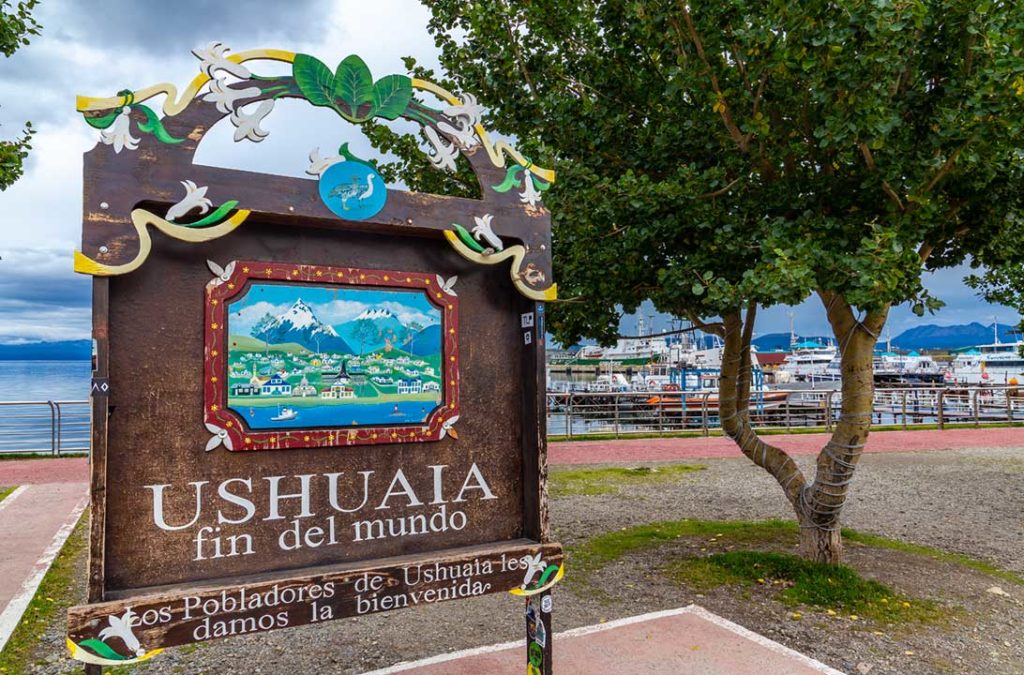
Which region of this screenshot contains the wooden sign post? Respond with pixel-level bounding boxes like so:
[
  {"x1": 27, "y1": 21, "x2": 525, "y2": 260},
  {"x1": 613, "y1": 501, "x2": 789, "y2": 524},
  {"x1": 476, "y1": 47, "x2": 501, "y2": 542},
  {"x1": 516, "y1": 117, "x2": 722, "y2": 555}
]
[{"x1": 69, "y1": 43, "x2": 561, "y2": 674}]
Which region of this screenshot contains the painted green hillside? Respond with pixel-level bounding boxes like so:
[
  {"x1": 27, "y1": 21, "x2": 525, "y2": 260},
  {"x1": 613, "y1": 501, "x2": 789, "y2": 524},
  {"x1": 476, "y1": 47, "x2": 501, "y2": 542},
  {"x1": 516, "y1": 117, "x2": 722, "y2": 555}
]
[{"x1": 228, "y1": 335, "x2": 313, "y2": 355}]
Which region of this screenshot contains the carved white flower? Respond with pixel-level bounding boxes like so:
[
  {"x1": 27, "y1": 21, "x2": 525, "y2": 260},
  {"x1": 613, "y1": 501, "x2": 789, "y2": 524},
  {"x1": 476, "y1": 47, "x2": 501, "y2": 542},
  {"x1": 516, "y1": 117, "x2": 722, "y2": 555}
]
[
  {"x1": 206, "y1": 259, "x2": 236, "y2": 288},
  {"x1": 166, "y1": 180, "x2": 212, "y2": 222},
  {"x1": 520, "y1": 174, "x2": 542, "y2": 207},
  {"x1": 423, "y1": 126, "x2": 459, "y2": 172},
  {"x1": 439, "y1": 415, "x2": 460, "y2": 440},
  {"x1": 192, "y1": 41, "x2": 251, "y2": 80},
  {"x1": 436, "y1": 118, "x2": 479, "y2": 149},
  {"x1": 230, "y1": 100, "x2": 274, "y2": 143},
  {"x1": 98, "y1": 609, "x2": 144, "y2": 657},
  {"x1": 306, "y1": 147, "x2": 345, "y2": 176},
  {"x1": 436, "y1": 274, "x2": 458, "y2": 296},
  {"x1": 520, "y1": 553, "x2": 547, "y2": 587},
  {"x1": 472, "y1": 214, "x2": 503, "y2": 252},
  {"x1": 204, "y1": 422, "x2": 234, "y2": 452},
  {"x1": 100, "y1": 108, "x2": 140, "y2": 154},
  {"x1": 203, "y1": 77, "x2": 261, "y2": 114},
  {"x1": 443, "y1": 93, "x2": 484, "y2": 127}
]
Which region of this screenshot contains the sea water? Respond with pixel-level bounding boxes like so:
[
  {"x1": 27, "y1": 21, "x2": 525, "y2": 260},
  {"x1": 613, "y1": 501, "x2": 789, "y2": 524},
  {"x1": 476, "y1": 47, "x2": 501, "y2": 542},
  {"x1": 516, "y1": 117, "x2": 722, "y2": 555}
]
[{"x1": 0, "y1": 360, "x2": 91, "y2": 402}]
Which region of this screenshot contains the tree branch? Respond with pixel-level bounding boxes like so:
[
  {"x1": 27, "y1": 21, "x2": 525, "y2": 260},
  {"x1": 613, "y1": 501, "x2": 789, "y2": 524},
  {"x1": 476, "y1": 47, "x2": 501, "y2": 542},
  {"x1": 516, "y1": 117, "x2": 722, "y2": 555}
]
[
  {"x1": 670, "y1": 3, "x2": 749, "y2": 152},
  {"x1": 858, "y1": 143, "x2": 905, "y2": 212}
]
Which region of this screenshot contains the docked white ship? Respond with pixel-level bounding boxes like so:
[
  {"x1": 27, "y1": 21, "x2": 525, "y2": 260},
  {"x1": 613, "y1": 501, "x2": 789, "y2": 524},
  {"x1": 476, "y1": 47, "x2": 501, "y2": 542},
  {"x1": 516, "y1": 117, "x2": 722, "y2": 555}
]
[
  {"x1": 780, "y1": 341, "x2": 838, "y2": 382},
  {"x1": 951, "y1": 340, "x2": 1024, "y2": 385}
]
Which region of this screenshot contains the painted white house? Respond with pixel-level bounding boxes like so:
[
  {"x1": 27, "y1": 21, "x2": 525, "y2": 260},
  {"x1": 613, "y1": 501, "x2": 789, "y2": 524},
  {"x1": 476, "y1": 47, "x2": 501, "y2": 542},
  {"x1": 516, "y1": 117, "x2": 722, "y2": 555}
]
[
  {"x1": 422, "y1": 381, "x2": 440, "y2": 393},
  {"x1": 293, "y1": 375, "x2": 317, "y2": 397},
  {"x1": 397, "y1": 378, "x2": 422, "y2": 395},
  {"x1": 261, "y1": 373, "x2": 292, "y2": 396}
]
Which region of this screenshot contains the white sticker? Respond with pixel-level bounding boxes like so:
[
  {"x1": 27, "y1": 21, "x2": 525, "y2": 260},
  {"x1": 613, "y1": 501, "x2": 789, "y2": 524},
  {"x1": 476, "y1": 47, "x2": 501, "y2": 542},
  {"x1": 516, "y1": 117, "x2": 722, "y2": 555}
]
[
  {"x1": 524, "y1": 331, "x2": 533, "y2": 345},
  {"x1": 541, "y1": 595, "x2": 552, "y2": 613},
  {"x1": 521, "y1": 312, "x2": 535, "y2": 328}
]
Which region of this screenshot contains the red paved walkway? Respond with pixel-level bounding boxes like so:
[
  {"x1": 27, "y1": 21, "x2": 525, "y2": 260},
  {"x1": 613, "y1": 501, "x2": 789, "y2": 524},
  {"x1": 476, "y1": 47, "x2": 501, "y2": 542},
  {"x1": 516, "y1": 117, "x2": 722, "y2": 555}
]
[
  {"x1": 0, "y1": 457, "x2": 87, "y2": 485},
  {"x1": 550, "y1": 427, "x2": 1024, "y2": 465},
  {"x1": 373, "y1": 605, "x2": 842, "y2": 675}
]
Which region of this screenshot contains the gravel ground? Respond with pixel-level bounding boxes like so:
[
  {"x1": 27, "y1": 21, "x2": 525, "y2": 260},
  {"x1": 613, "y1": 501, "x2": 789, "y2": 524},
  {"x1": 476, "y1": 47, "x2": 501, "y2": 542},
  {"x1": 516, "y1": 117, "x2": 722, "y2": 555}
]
[{"x1": 26, "y1": 446, "x2": 1024, "y2": 674}]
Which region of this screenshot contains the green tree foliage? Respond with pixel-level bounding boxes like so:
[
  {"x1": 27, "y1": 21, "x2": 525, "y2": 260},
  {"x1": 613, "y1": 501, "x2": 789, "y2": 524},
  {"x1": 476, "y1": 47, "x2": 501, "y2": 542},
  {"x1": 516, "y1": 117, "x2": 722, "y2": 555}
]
[
  {"x1": 0, "y1": 0, "x2": 40, "y2": 190},
  {"x1": 375, "y1": 1, "x2": 1024, "y2": 562}
]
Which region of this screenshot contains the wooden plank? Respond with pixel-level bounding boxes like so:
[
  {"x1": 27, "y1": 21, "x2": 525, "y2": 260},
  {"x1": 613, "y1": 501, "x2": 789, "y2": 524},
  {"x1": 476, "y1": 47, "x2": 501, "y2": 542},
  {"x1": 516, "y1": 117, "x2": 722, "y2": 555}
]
[
  {"x1": 68, "y1": 541, "x2": 562, "y2": 655},
  {"x1": 87, "y1": 277, "x2": 110, "y2": 603}
]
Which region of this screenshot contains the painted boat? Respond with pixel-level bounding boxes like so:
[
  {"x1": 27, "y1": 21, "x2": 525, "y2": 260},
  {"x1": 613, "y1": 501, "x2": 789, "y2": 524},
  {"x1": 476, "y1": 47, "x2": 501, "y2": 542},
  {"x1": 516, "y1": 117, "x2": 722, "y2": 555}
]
[{"x1": 270, "y1": 407, "x2": 298, "y2": 421}]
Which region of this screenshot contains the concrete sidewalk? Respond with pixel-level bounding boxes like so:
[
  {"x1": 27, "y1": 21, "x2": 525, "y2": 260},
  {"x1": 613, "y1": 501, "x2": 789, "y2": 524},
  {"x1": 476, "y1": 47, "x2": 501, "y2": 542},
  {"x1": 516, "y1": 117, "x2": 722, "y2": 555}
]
[
  {"x1": 369, "y1": 605, "x2": 844, "y2": 675},
  {"x1": 0, "y1": 482, "x2": 87, "y2": 651}
]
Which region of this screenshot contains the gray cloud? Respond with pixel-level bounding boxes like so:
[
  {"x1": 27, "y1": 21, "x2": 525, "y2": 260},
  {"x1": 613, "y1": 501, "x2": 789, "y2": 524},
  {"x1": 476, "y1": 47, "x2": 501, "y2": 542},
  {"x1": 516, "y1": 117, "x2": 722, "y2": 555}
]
[{"x1": 48, "y1": 0, "x2": 332, "y2": 54}]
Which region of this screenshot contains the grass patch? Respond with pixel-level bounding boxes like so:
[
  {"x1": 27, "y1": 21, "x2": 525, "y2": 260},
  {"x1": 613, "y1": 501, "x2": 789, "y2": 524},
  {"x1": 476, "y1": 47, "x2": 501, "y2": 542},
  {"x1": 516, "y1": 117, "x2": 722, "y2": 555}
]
[
  {"x1": 0, "y1": 512, "x2": 87, "y2": 673},
  {"x1": 550, "y1": 464, "x2": 706, "y2": 497},
  {"x1": 843, "y1": 529, "x2": 1024, "y2": 587},
  {"x1": 0, "y1": 486, "x2": 16, "y2": 503},
  {"x1": 570, "y1": 519, "x2": 796, "y2": 579},
  {"x1": 569, "y1": 518, "x2": 1022, "y2": 619},
  {"x1": 666, "y1": 551, "x2": 945, "y2": 624}
]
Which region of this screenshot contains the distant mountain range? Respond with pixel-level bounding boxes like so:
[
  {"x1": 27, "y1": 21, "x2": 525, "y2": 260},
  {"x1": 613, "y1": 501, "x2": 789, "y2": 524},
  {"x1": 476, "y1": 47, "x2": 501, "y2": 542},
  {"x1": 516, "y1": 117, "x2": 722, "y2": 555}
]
[
  {"x1": 890, "y1": 322, "x2": 1019, "y2": 350},
  {"x1": 0, "y1": 340, "x2": 91, "y2": 360},
  {"x1": 753, "y1": 322, "x2": 1020, "y2": 352}
]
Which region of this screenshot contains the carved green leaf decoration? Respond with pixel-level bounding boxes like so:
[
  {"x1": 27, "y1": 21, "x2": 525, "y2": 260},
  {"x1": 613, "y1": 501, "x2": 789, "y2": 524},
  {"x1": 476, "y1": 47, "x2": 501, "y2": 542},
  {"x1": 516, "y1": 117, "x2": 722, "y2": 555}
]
[
  {"x1": 134, "y1": 104, "x2": 184, "y2": 144},
  {"x1": 371, "y1": 74, "x2": 413, "y2": 120},
  {"x1": 333, "y1": 55, "x2": 375, "y2": 122},
  {"x1": 79, "y1": 639, "x2": 131, "y2": 661},
  {"x1": 292, "y1": 53, "x2": 336, "y2": 108},
  {"x1": 84, "y1": 109, "x2": 120, "y2": 130},
  {"x1": 291, "y1": 53, "x2": 414, "y2": 123}
]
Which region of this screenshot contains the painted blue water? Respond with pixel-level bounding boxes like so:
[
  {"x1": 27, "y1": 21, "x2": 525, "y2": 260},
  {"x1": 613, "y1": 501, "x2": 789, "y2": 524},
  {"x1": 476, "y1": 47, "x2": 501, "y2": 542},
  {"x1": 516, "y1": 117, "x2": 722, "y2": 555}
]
[{"x1": 234, "y1": 399, "x2": 441, "y2": 430}]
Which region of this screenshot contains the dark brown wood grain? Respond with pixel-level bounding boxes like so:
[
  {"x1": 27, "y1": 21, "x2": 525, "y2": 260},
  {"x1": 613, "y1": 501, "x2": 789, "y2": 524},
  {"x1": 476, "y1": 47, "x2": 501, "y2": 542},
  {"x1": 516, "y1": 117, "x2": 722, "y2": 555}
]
[
  {"x1": 100, "y1": 223, "x2": 528, "y2": 592},
  {"x1": 69, "y1": 540, "x2": 562, "y2": 653}
]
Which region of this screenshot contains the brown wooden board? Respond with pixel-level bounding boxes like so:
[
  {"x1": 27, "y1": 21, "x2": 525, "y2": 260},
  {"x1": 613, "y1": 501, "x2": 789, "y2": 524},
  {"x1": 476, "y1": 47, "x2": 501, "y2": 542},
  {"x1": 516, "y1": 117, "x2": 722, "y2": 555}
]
[
  {"x1": 69, "y1": 46, "x2": 560, "y2": 669},
  {"x1": 68, "y1": 541, "x2": 562, "y2": 654}
]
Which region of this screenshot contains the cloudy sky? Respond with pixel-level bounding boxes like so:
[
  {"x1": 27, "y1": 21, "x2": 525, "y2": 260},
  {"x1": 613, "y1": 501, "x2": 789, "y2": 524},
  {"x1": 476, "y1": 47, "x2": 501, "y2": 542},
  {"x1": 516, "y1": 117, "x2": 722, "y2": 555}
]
[{"x1": 0, "y1": 0, "x2": 1015, "y2": 345}]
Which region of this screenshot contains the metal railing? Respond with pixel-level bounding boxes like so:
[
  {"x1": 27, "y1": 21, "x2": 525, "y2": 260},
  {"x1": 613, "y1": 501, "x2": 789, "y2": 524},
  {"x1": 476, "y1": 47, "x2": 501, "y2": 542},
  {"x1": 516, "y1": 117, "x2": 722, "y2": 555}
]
[
  {"x1": 1, "y1": 389, "x2": 1019, "y2": 453},
  {"x1": 546, "y1": 385, "x2": 1024, "y2": 438},
  {"x1": 0, "y1": 400, "x2": 90, "y2": 456}
]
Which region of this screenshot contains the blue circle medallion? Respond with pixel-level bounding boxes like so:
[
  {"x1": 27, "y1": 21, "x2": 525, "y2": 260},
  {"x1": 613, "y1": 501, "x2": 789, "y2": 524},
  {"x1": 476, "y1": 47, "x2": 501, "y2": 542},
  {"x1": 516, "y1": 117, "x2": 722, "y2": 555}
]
[{"x1": 318, "y1": 160, "x2": 387, "y2": 221}]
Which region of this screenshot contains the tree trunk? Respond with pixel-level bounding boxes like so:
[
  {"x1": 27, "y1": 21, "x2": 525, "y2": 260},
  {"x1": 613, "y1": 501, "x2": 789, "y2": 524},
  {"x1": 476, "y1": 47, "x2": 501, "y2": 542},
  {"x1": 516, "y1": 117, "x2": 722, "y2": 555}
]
[
  {"x1": 798, "y1": 525, "x2": 843, "y2": 564},
  {"x1": 717, "y1": 294, "x2": 888, "y2": 565}
]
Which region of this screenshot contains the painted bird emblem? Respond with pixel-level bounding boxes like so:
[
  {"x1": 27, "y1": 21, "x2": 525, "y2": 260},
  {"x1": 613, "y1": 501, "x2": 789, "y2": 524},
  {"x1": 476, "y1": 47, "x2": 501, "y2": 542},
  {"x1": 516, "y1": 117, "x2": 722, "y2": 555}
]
[{"x1": 329, "y1": 174, "x2": 378, "y2": 210}]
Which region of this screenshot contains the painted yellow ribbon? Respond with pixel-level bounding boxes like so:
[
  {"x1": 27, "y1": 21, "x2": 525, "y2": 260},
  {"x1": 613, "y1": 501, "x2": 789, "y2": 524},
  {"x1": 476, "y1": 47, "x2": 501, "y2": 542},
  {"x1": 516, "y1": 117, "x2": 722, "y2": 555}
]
[
  {"x1": 73, "y1": 208, "x2": 250, "y2": 276},
  {"x1": 443, "y1": 231, "x2": 556, "y2": 301},
  {"x1": 76, "y1": 49, "x2": 296, "y2": 115},
  {"x1": 509, "y1": 564, "x2": 565, "y2": 597},
  {"x1": 66, "y1": 638, "x2": 163, "y2": 666}
]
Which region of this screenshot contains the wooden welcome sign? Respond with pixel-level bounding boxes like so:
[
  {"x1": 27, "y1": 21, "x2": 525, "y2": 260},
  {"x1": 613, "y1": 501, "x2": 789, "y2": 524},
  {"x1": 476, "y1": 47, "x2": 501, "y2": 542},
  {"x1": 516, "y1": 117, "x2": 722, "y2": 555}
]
[{"x1": 68, "y1": 43, "x2": 561, "y2": 674}]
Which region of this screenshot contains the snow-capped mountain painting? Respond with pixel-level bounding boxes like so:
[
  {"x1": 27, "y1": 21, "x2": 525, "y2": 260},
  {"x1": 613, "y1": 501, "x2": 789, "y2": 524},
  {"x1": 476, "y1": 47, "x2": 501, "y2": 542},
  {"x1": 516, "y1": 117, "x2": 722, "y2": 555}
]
[
  {"x1": 336, "y1": 306, "x2": 411, "y2": 354},
  {"x1": 251, "y1": 299, "x2": 353, "y2": 354},
  {"x1": 224, "y1": 282, "x2": 445, "y2": 431}
]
